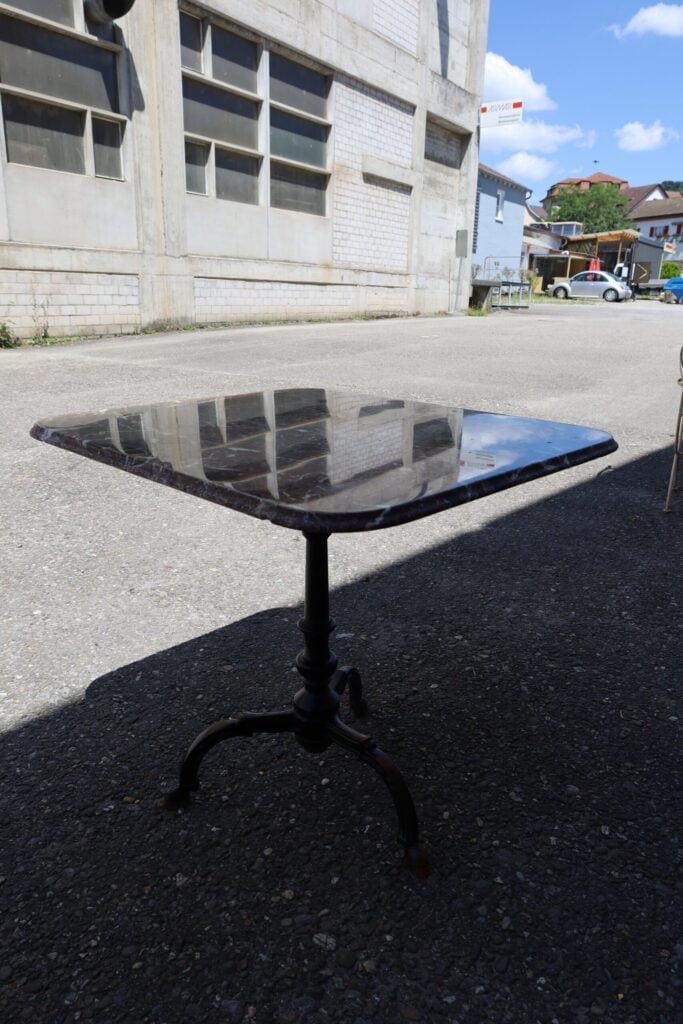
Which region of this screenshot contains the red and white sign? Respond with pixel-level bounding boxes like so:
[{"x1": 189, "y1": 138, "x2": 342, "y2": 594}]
[
  {"x1": 663, "y1": 241, "x2": 677, "y2": 253},
  {"x1": 480, "y1": 99, "x2": 524, "y2": 128}
]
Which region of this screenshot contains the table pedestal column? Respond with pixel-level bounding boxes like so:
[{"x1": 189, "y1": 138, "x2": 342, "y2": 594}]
[{"x1": 164, "y1": 531, "x2": 428, "y2": 876}]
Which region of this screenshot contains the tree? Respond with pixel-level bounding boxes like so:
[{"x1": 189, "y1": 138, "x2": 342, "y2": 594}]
[
  {"x1": 662, "y1": 180, "x2": 683, "y2": 193},
  {"x1": 545, "y1": 183, "x2": 633, "y2": 233},
  {"x1": 661, "y1": 261, "x2": 681, "y2": 279}
]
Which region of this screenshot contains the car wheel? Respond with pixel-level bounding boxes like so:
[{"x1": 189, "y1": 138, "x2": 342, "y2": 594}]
[
  {"x1": 603, "y1": 288, "x2": 618, "y2": 302},
  {"x1": 554, "y1": 287, "x2": 568, "y2": 299}
]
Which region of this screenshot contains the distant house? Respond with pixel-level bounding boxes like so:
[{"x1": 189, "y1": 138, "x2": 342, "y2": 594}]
[
  {"x1": 630, "y1": 196, "x2": 683, "y2": 265},
  {"x1": 622, "y1": 183, "x2": 677, "y2": 215},
  {"x1": 542, "y1": 172, "x2": 628, "y2": 212},
  {"x1": 542, "y1": 173, "x2": 681, "y2": 218},
  {"x1": 473, "y1": 163, "x2": 530, "y2": 278}
]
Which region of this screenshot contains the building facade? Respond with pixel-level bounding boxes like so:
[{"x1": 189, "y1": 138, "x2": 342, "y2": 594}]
[
  {"x1": 472, "y1": 163, "x2": 528, "y2": 278},
  {"x1": 630, "y1": 196, "x2": 683, "y2": 266},
  {"x1": 0, "y1": 0, "x2": 489, "y2": 339}
]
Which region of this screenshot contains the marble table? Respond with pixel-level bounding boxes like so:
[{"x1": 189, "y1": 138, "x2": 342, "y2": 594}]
[{"x1": 31, "y1": 388, "x2": 617, "y2": 874}]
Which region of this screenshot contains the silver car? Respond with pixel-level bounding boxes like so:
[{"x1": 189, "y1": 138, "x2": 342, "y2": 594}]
[{"x1": 552, "y1": 271, "x2": 632, "y2": 302}]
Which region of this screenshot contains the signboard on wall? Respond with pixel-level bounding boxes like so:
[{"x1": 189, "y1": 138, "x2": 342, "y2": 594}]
[
  {"x1": 480, "y1": 100, "x2": 524, "y2": 128},
  {"x1": 663, "y1": 241, "x2": 677, "y2": 254}
]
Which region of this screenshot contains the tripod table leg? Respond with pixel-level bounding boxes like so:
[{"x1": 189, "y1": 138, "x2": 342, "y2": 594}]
[
  {"x1": 327, "y1": 717, "x2": 429, "y2": 876},
  {"x1": 163, "y1": 710, "x2": 296, "y2": 810}
]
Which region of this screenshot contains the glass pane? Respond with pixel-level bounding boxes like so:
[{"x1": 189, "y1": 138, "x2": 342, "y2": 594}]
[
  {"x1": 93, "y1": 117, "x2": 122, "y2": 178},
  {"x1": 224, "y1": 393, "x2": 268, "y2": 440},
  {"x1": 198, "y1": 401, "x2": 223, "y2": 446},
  {"x1": 8, "y1": 0, "x2": 73, "y2": 26},
  {"x1": 215, "y1": 148, "x2": 259, "y2": 205},
  {"x1": 270, "y1": 109, "x2": 326, "y2": 168},
  {"x1": 117, "y1": 415, "x2": 151, "y2": 457},
  {"x1": 2, "y1": 93, "x2": 84, "y2": 173},
  {"x1": 212, "y1": 26, "x2": 257, "y2": 93},
  {"x1": 179, "y1": 13, "x2": 202, "y2": 72},
  {"x1": 270, "y1": 53, "x2": 327, "y2": 118},
  {"x1": 0, "y1": 14, "x2": 118, "y2": 111},
  {"x1": 185, "y1": 139, "x2": 208, "y2": 194},
  {"x1": 182, "y1": 77, "x2": 258, "y2": 149},
  {"x1": 270, "y1": 162, "x2": 326, "y2": 216},
  {"x1": 276, "y1": 422, "x2": 329, "y2": 469}
]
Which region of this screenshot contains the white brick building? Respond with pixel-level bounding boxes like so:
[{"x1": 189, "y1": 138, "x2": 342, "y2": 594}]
[{"x1": 0, "y1": 0, "x2": 489, "y2": 338}]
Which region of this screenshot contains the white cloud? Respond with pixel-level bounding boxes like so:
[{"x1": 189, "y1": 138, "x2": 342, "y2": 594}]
[
  {"x1": 483, "y1": 53, "x2": 556, "y2": 111},
  {"x1": 614, "y1": 119, "x2": 679, "y2": 150},
  {"x1": 481, "y1": 118, "x2": 590, "y2": 154},
  {"x1": 495, "y1": 153, "x2": 556, "y2": 184},
  {"x1": 610, "y1": 3, "x2": 683, "y2": 37}
]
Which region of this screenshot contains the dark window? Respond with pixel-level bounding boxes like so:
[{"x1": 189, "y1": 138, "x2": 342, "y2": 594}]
[
  {"x1": 275, "y1": 389, "x2": 328, "y2": 426},
  {"x1": 117, "y1": 414, "x2": 151, "y2": 457},
  {"x1": 93, "y1": 117, "x2": 122, "y2": 178},
  {"x1": 211, "y1": 25, "x2": 257, "y2": 93},
  {"x1": 180, "y1": 13, "x2": 203, "y2": 72},
  {"x1": 216, "y1": 147, "x2": 259, "y2": 204},
  {"x1": 270, "y1": 108, "x2": 327, "y2": 168},
  {"x1": 0, "y1": 14, "x2": 119, "y2": 111},
  {"x1": 7, "y1": 0, "x2": 73, "y2": 26},
  {"x1": 412, "y1": 419, "x2": 455, "y2": 461},
  {"x1": 276, "y1": 422, "x2": 329, "y2": 469},
  {"x1": 270, "y1": 161, "x2": 326, "y2": 215},
  {"x1": 182, "y1": 76, "x2": 258, "y2": 150},
  {"x1": 185, "y1": 139, "x2": 209, "y2": 194},
  {"x1": 2, "y1": 93, "x2": 84, "y2": 173},
  {"x1": 269, "y1": 53, "x2": 327, "y2": 118},
  {"x1": 202, "y1": 436, "x2": 269, "y2": 481},
  {"x1": 197, "y1": 401, "x2": 224, "y2": 446},
  {"x1": 224, "y1": 393, "x2": 268, "y2": 440}
]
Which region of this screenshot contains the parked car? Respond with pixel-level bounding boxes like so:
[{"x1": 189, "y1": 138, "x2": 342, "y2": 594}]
[
  {"x1": 552, "y1": 271, "x2": 632, "y2": 302},
  {"x1": 661, "y1": 277, "x2": 683, "y2": 303}
]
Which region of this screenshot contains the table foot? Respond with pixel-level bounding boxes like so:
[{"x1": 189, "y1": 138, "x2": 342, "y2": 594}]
[
  {"x1": 327, "y1": 717, "x2": 427, "y2": 875},
  {"x1": 163, "y1": 710, "x2": 296, "y2": 809},
  {"x1": 331, "y1": 665, "x2": 368, "y2": 717}
]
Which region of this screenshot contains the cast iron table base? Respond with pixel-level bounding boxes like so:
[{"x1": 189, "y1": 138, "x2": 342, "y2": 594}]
[{"x1": 164, "y1": 531, "x2": 430, "y2": 876}]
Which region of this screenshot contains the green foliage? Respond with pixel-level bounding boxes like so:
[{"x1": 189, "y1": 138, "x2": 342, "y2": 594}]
[
  {"x1": 546, "y1": 183, "x2": 633, "y2": 233},
  {"x1": 0, "y1": 322, "x2": 18, "y2": 348},
  {"x1": 662, "y1": 180, "x2": 683, "y2": 193},
  {"x1": 661, "y1": 261, "x2": 681, "y2": 279}
]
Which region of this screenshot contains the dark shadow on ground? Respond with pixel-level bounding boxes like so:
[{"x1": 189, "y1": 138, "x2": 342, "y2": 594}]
[{"x1": 1, "y1": 449, "x2": 680, "y2": 1024}]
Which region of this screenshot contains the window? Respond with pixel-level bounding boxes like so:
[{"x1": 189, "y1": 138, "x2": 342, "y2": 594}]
[
  {"x1": 180, "y1": 12, "x2": 203, "y2": 72},
  {"x1": 180, "y1": 13, "x2": 261, "y2": 205},
  {"x1": 0, "y1": 7, "x2": 126, "y2": 178},
  {"x1": 8, "y1": 0, "x2": 74, "y2": 27},
  {"x1": 269, "y1": 53, "x2": 329, "y2": 214},
  {"x1": 179, "y1": 10, "x2": 330, "y2": 215},
  {"x1": 495, "y1": 188, "x2": 505, "y2": 222},
  {"x1": 2, "y1": 93, "x2": 84, "y2": 173},
  {"x1": 270, "y1": 162, "x2": 326, "y2": 216},
  {"x1": 185, "y1": 138, "x2": 208, "y2": 194},
  {"x1": 92, "y1": 116, "x2": 122, "y2": 178},
  {"x1": 212, "y1": 25, "x2": 257, "y2": 92}
]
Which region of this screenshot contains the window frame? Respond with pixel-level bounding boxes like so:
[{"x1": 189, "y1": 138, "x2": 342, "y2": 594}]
[
  {"x1": 495, "y1": 188, "x2": 505, "y2": 222},
  {"x1": 0, "y1": 2, "x2": 128, "y2": 180},
  {"x1": 179, "y1": 6, "x2": 332, "y2": 215}
]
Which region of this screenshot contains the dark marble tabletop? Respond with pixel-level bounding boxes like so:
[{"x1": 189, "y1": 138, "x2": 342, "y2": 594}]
[{"x1": 31, "y1": 388, "x2": 617, "y2": 532}]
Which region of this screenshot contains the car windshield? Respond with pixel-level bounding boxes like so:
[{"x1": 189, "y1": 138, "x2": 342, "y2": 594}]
[{"x1": 603, "y1": 272, "x2": 621, "y2": 282}]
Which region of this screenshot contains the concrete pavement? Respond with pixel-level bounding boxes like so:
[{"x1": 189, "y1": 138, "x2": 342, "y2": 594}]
[{"x1": 1, "y1": 302, "x2": 680, "y2": 1024}]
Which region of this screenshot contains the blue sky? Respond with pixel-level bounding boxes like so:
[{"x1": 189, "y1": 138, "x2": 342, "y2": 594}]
[{"x1": 480, "y1": 1, "x2": 683, "y2": 201}]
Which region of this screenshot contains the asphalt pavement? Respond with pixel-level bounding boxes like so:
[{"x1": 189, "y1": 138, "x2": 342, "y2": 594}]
[{"x1": 1, "y1": 301, "x2": 681, "y2": 1023}]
